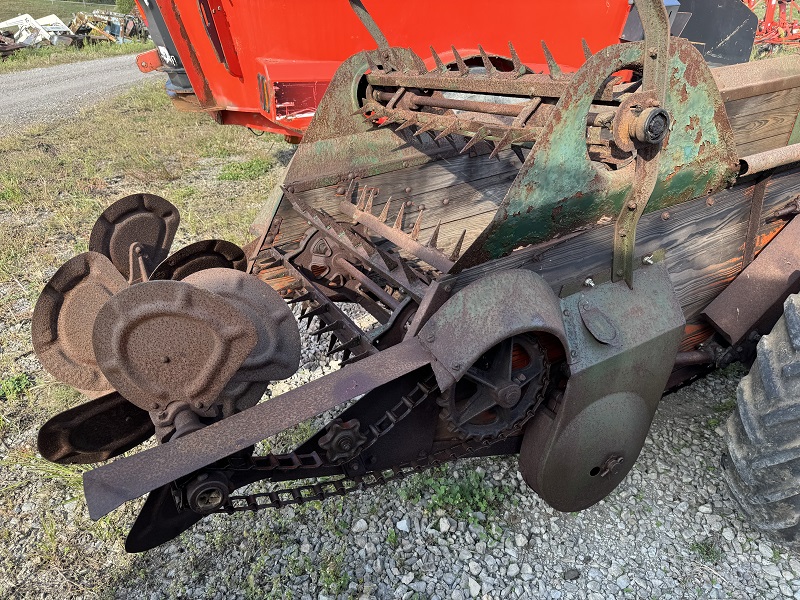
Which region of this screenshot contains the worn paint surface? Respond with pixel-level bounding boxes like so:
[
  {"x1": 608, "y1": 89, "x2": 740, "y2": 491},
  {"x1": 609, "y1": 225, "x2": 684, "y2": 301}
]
[{"x1": 455, "y1": 38, "x2": 739, "y2": 269}]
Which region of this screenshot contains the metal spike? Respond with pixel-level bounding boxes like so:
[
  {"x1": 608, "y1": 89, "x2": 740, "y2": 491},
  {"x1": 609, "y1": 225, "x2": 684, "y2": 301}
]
[
  {"x1": 327, "y1": 335, "x2": 337, "y2": 355},
  {"x1": 581, "y1": 38, "x2": 592, "y2": 61},
  {"x1": 435, "y1": 118, "x2": 461, "y2": 141},
  {"x1": 508, "y1": 42, "x2": 526, "y2": 77},
  {"x1": 302, "y1": 304, "x2": 327, "y2": 322},
  {"x1": 364, "y1": 188, "x2": 376, "y2": 214},
  {"x1": 460, "y1": 127, "x2": 488, "y2": 154},
  {"x1": 378, "y1": 110, "x2": 405, "y2": 128},
  {"x1": 451, "y1": 46, "x2": 469, "y2": 76},
  {"x1": 340, "y1": 350, "x2": 370, "y2": 366},
  {"x1": 311, "y1": 320, "x2": 342, "y2": 337},
  {"x1": 395, "y1": 114, "x2": 419, "y2": 132},
  {"x1": 329, "y1": 337, "x2": 362, "y2": 356},
  {"x1": 345, "y1": 177, "x2": 358, "y2": 199},
  {"x1": 427, "y1": 220, "x2": 442, "y2": 249},
  {"x1": 287, "y1": 291, "x2": 312, "y2": 304},
  {"x1": 413, "y1": 118, "x2": 441, "y2": 137},
  {"x1": 449, "y1": 229, "x2": 466, "y2": 261},
  {"x1": 393, "y1": 202, "x2": 406, "y2": 230},
  {"x1": 489, "y1": 129, "x2": 514, "y2": 159},
  {"x1": 356, "y1": 186, "x2": 369, "y2": 211},
  {"x1": 540, "y1": 41, "x2": 562, "y2": 80},
  {"x1": 379, "y1": 198, "x2": 392, "y2": 222},
  {"x1": 512, "y1": 145, "x2": 525, "y2": 163},
  {"x1": 477, "y1": 45, "x2": 495, "y2": 75},
  {"x1": 411, "y1": 209, "x2": 424, "y2": 240},
  {"x1": 430, "y1": 46, "x2": 447, "y2": 73}
]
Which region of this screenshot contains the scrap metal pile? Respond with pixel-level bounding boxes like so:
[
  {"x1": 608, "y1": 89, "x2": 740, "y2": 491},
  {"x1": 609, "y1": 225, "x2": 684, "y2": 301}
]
[
  {"x1": 33, "y1": 0, "x2": 800, "y2": 553},
  {"x1": 0, "y1": 9, "x2": 147, "y2": 59}
]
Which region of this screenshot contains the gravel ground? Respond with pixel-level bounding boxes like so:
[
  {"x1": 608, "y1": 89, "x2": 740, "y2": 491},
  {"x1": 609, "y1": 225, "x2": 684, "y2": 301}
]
[
  {"x1": 4, "y1": 304, "x2": 798, "y2": 599},
  {"x1": 0, "y1": 55, "x2": 158, "y2": 128}
]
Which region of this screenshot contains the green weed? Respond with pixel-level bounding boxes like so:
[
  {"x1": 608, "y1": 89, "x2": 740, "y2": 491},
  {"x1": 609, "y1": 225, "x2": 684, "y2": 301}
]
[
  {"x1": 690, "y1": 538, "x2": 723, "y2": 563},
  {"x1": 219, "y1": 158, "x2": 274, "y2": 181},
  {"x1": 0, "y1": 373, "x2": 32, "y2": 402}
]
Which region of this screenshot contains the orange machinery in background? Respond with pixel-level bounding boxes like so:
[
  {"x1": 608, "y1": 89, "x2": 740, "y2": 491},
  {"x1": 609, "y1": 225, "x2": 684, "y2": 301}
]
[{"x1": 132, "y1": 0, "x2": 632, "y2": 140}]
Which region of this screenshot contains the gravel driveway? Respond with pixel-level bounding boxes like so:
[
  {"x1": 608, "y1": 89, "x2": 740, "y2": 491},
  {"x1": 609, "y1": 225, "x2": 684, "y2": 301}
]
[{"x1": 0, "y1": 55, "x2": 158, "y2": 128}]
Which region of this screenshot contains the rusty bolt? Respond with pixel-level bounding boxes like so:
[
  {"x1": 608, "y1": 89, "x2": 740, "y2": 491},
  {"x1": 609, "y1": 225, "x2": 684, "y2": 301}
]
[
  {"x1": 642, "y1": 255, "x2": 654, "y2": 265},
  {"x1": 425, "y1": 333, "x2": 435, "y2": 343},
  {"x1": 452, "y1": 362, "x2": 462, "y2": 371},
  {"x1": 404, "y1": 187, "x2": 412, "y2": 193},
  {"x1": 336, "y1": 186, "x2": 346, "y2": 195},
  {"x1": 570, "y1": 350, "x2": 578, "y2": 358},
  {"x1": 161, "y1": 356, "x2": 170, "y2": 363},
  {"x1": 648, "y1": 99, "x2": 660, "y2": 107},
  {"x1": 563, "y1": 309, "x2": 570, "y2": 317},
  {"x1": 627, "y1": 202, "x2": 637, "y2": 211},
  {"x1": 405, "y1": 200, "x2": 413, "y2": 208},
  {"x1": 661, "y1": 211, "x2": 670, "y2": 220},
  {"x1": 616, "y1": 269, "x2": 624, "y2": 277},
  {"x1": 443, "y1": 284, "x2": 453, "y2": 292},
  {"x1": 419, "y1": 204, "x2": 426, "y2": 211},
  {"x1": 648, "y1": 47, "x2": 658, "y2": 58},
  {"x1": 442, "y1": 198, "x2": 450, "y2": 205},
  {"x1": 706, "y1": 197, "x2": 715, "y2": 206},
  {"x1": 619, "y1": 230, "x2": 627, "y2": 238},
  {"x1": 287, "y1": 186, "x2": 295, "y2": 194},
  {"x1": 347, "y1": 172, "x2": 355, "y2": 179},
  {"x1": 584, "y1": 278, "x2": 595, "y2": 287}
]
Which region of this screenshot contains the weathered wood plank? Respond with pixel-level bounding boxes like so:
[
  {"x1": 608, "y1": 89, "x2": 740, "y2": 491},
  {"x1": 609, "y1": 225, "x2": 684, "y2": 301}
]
[
  {"x1": 725, "y1": 87, "x2": 800, "y2": 119},
  {"x1": 730, "y1": 109, "x2": 796, "y2": 151}
]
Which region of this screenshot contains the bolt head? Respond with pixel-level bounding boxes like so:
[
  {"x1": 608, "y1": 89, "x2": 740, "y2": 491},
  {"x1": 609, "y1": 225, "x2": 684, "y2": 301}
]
[{"x1": 627, "y1": 202, "x2": 637, "y2": 211}]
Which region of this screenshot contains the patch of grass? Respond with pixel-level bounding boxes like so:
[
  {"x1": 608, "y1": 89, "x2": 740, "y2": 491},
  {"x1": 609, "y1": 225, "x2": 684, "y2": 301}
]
[
  {"x1": 319, "y1": 548, "x2": 349, "y2": 595},
  {"x1": 219, "y1": 158, "x2": 275, "y2": 181},
  {"x1": 0, "y1": 40, "x2": 154, "y2": 75},
  {"x1": 3, "y1": 449, "x2": 87, "y2": 492},
  {"x1": 386, "y1": 528, "x2": 398, "y2": 548},
  {"x1": 0, "y1": 373, "x2": 32, "y2": 402},
  {"x1": 690, "y1": 538, "x2": 724, "y2": 563}
]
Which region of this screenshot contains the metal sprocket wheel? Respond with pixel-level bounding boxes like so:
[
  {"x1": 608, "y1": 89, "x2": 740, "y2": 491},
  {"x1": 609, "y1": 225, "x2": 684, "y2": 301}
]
[{"x1": 437, "y1": 333, "x2": 547, "y2": 440}]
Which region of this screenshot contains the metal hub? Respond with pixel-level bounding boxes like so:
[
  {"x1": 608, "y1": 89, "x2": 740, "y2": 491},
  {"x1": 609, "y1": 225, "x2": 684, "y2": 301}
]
[{"x1": 437, "y1": 333, "x2": 547, "y2": 439}]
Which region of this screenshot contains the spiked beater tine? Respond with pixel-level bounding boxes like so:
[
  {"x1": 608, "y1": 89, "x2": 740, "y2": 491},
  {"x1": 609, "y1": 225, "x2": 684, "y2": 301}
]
[
  {"x1": 508, "y1": 42, "x2": 525, "y2": 77},
  {"x1": 311, "y1": 320, "x2": 342, "y2": 337},
  {"x1": 435, "y1": 118, "x2": 461, "y2": 141},
  {"x1": 490, "y1": 129, "x2": 514, "y2": 159},
  {"x1": 413, "y1": 119, "x2": 441, "y2": 137},
  {"x1": 287, "y1": 291, "x2": 312, "y2": 304},
  {"x1": 356, "y1": 187, "x2": 369, "y2": 211},
  {"x1": 395, "y1": 115, "x2": 419, "y2": 132},
  {"x1": 427, "y1": 220, "x2": 442, "y2": 249},
  {"x1": 449, "y1": 229, "x2": 466, "y2": 261},
  {"x1": 328, "y1": 336, "x2": 361, "y2": 356},
  {"x1": 540, "y1": 41, "x2": 562, "y2": 80},
  {"x1": 340, "y1": 350, "x2": 370, "y2": 366},
  {"x1": 365, "y1": 188, "x2": 376, "y2": 214},
  {"x1": 430, "y1": 46, "x2": 447, "y2": 73},
  {"x1": 346, "y1": 178, "x2": 358, "y2": 199},
  {"x1": 379, "y1": 198, "x2": 392, "y2": 222},
  {"x1": 581, "y1": 38, "x2": 592, "y2": 61},
  {"x1": 393, "y1": 203, "x2": 406, "y2": 229},
  {"x1": 478, "y1": 45, "x2": 495, "y2": 75},
  {"x1": 411, "y1": 209, "x2": 424, "y2": 240},
  {"x1": 460, "y1": 127, "x2": 488, "y2": 154},
  {"x1": 327, "y1": 335, "x2": 337, "y2": 355},
  {"x1": 451, "y1": 46, "x2": 469, "y2": 76},
  {"x1": 512, "y1": 145, "x2": 525, "y2": 163},
  {"x1": 366, "y1": 52, "x2": 378, "y2": 73}
]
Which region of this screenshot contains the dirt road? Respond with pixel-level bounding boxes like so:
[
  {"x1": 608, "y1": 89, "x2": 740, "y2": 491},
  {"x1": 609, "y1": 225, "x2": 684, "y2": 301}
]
[{"x1": 0, "y1": 54, "x2": 160, "y2": 128}]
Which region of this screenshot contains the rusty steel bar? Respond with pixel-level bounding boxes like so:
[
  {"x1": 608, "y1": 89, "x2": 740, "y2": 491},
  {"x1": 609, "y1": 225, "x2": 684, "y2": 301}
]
[
  {"x1": 82, "y1": 338, "x2": 434, "y2": 520},
  {"x1": 373, "y1": 90, "x2": 526, "y2": 116},
  {"x1": 331, "y1": 256, "x2": 401, "y2": 310},
  {"x1": 740, "y1": 143, "x2": 800, "y2": 176},
  {"x1": 672, "y1": 350, "x2": 715, "y2": 368}
]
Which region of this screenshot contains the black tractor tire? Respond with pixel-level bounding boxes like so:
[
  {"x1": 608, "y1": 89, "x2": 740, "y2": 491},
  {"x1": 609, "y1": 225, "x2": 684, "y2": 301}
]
[{"x1": 722, "y1": 293, "x2": 800, "y2": 547}]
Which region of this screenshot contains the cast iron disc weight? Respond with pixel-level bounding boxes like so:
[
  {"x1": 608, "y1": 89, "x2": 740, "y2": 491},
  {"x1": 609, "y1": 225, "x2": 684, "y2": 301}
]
[
  {"x1": 38, "y1": 392, "x2": 154, "y2": 464},
  {"x1": 184, "y1": 268, "x2": 301, "y2": 382},
  {"x1": 148, "y1": 239, "x2": 246, "y2": 281},
  {"x1": 92, "y1": 280, "x2": 258, "y2": 414},
  {"x1": 32, "y1": 252, "x2": 127, "y2": 392},
  {"x1": 89, "y1": 193, "x2": 180, "y2": 282}
]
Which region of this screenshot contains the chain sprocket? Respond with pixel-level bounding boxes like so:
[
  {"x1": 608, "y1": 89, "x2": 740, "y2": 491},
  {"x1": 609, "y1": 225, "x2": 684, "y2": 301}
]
[{"x1": 437, "y1": 333, "x2": 548, "y2": 440}]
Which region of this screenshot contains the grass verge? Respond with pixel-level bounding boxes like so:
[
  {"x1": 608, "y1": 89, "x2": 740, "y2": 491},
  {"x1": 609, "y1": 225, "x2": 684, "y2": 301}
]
[
  {"x1": 0, "y1": 0, "x2": 115, "y2": 24},
  {"x1": 0, "y1": 40, "x2": 153, "y2": 75}
]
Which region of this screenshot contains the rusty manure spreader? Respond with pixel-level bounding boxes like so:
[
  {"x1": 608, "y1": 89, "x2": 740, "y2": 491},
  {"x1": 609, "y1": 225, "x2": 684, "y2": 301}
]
[{"x1": 32, "y1": 0, "x2": 800, "y2": 552}]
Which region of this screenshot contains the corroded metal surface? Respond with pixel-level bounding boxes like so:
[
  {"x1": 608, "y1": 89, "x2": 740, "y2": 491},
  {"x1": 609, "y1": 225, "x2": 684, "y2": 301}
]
[
  {"x1": 149, "y1": 239, "x2": 246, "y2": 281},
  {"x1": 37, "y1": 392, "x2": 154, "y2": 464},
  {"x1": 92, "y1": 280, "x2": 258, "y2": 414},
  {"x1": 89, "y1": 194, "x2": 180, "y2": 282},
  {"x1": 32, "y1": 252, "x2": 127, "y2": 392},
  {"x1": 183, "y1": 268, "x2": 301, "y2": 382}
]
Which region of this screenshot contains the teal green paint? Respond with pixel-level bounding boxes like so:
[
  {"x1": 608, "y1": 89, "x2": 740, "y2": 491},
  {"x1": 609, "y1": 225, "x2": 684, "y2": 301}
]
[{"x1": 468, "y1": 38, "x2": 738, "y2": 263}]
